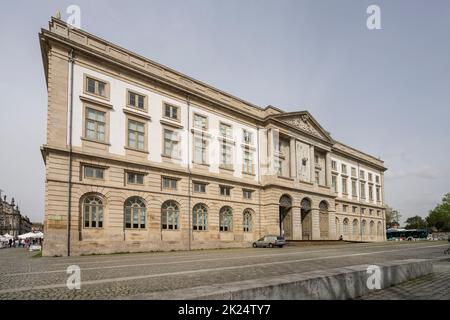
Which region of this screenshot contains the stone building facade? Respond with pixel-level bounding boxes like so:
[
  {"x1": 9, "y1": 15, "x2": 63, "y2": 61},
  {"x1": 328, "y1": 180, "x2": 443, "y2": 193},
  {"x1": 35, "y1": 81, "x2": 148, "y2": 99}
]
[
  {"x1": 39, "y1": 18, "x2": 387, "y2": 257},
  {"x1": 0, "y1": 195, "x2": 32, "y2": 237}
]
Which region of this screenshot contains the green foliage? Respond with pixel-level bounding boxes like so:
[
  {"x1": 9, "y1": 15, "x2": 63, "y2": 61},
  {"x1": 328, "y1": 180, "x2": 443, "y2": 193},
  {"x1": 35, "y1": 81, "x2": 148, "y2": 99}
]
[
  {"x1": 426, "y1": 193, "x2": 450, "y2": 232},
  {"x1": 404, "y1": 215, "x2": 426, "y2": 229}
]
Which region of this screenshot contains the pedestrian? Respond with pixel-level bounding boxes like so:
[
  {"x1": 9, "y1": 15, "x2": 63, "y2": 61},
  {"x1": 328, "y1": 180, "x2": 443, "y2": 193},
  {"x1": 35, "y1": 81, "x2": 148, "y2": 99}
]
[{"x1": 8, "y1": 238, "x2": 12, "y2": 248}]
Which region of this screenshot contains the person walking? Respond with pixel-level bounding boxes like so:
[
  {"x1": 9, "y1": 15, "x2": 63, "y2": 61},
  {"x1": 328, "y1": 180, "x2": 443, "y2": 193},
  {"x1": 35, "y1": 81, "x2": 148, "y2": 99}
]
[{"x1": 8, "y1": 238, "x2": 12, "y2": 248}]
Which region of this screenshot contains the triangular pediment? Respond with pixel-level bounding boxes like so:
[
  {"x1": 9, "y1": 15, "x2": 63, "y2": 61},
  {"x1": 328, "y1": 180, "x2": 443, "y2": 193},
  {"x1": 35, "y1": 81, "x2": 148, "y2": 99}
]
[{"x1": 270, "y1": 111, "x2": 333, "y2": 143}]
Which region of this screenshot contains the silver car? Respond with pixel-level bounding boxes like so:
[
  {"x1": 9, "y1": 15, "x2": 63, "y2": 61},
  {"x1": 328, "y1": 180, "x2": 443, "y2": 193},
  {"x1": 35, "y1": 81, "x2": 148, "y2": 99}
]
[{"x1": 252, "y1": 235, "x2": 286, "y2": 248}]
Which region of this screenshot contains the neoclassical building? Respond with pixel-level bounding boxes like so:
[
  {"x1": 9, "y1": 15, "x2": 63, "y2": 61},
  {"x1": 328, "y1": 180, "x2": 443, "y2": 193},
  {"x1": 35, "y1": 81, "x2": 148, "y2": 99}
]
[
  {"x1": 0, "y1": 195, "x2": 32, "y2": 237},
  {"x1": 39, "y1": 17, "x2": 387, "y2": 256}
]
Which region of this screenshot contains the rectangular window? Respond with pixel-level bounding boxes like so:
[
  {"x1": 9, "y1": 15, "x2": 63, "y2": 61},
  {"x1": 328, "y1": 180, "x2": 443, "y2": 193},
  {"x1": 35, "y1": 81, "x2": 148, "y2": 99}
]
[
  {"x1": 361, "y1": 208, "x2": 366, "y2": 214},
  {"x1": 352, "y1": 206, "x2": 357, "y2": 213},
  {"x1": 220, "y1": 186, "x2": 231, "y2": 197},
  {"x1": 127, "y1": 90, "x2": 146, "y2": 110},
  {"x1": 127, "y1": 172, "x2": 144, "y2": 185},
  {"x1": 193, "y1": 114, "x2": 207, "y2": 130},
  {"x1": 314, "y1": 155, "x2": 319, "y2": 164},
  {"x1": 163, "y1": 129, "x2": 179, "y2": 158},
  {"x1": 377, "y1": 210, "x2": 380, "y2": 216},
  {"x1": 315, "y1": 171, "x2": 320, "y2": 184},
  {"x1": 376, "y1": 175, "x2": 380, "y2": 184},
  {"x1": 360, "y1": 182, "x2": 366, "y2": 199},
  {"x1": 352, "y1": 180, "x2": 357, "y2": 196},
  {"x1": 351, "y1": 167, "x2": 356, "y2": 177},
  {"x1": 342, "y1": 177, "x2": 348, "y2": 194},
  {"x1": 243, "y1": 129, "x2": 252, "y2": 145},
  {"x1": 220, "y1": 123, "x2": 232, "y2": 138},
  {"x1": 369, "y1": 209, "x2": 373, "y2": 215},
  {"x1": 332, "y1": 175, "x2": 337, "y2": 192},
  {"x1": 193, "y1": 182, "x2": 206, "y2": 193},
  {"x1": 368, "y1": 173, "x2": 373, "y2": 182},
  {"x1": 85, "y1": 107, "x2": 105, "y2": 142},
  {"x1": 162, "y1": 177, "x2": 177, "y2": 189},
  {"x1": 243, "y1": 189, "x2": 253, "y2": 199},
  {"x1": 341, "y1": 164, "x2": 347, "y2": 174},
  {"x1": 369, "y1": 185, "x2": 374, "y2": 201},
  {"x1": 243, "y1": 150, "x2": 253, "y2": 174},
  {"x1": 376, "y1": 187, "x2": 381, "y2": 202},
  {"x1": 331, "y1": 161, "x2": 337, "y2": 170},
  {"x1": 84, "y1": 166, "x2": 104, "y2": 180},
  {"x1": 164, "y1": 103, "x2": 179, "y2": 120},
  {"x1": 220, "y1": 143, "x2": 233, "y2": 169},
  {"x1": 343, "y1": 205, "x2": 348, "y2": 213},
  {"x1": 127, "y1": 119, "x2": 145, "y2": 150},
  {"x1": 360, "y1": 170, "x2": 365, "y2": 180},
  {"x1": 85, "y1": 76, "x2": 108, "y2": 98},
  {"x1": 193, "y1": 137, "x2": 207, "y2": 164}
]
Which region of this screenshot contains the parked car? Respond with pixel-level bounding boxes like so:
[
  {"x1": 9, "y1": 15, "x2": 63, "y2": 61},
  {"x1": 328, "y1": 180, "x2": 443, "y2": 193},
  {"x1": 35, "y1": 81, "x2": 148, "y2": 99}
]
[{"x1": 252, "y1": 235, "x2": 286, "y2": 248}]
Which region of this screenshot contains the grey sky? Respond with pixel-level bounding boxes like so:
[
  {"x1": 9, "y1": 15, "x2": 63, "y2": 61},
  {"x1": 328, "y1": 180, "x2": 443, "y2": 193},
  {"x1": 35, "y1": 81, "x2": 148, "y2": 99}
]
[{"x1": 0, "y1": 0, "x2": 449, "y2": 224}]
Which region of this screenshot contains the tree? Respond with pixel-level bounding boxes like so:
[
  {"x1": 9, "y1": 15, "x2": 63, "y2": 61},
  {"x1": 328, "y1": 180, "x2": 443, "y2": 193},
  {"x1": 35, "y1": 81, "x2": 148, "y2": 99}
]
[
  {"x1": 404, "y1": 215, "x2": 426, "y2": 229},
  {"x1": 426, "y1": 193, "x2": 450, "y2": 232},
  {"x1": 385, "y1": 205, "x2": 401, "y2": 228}
]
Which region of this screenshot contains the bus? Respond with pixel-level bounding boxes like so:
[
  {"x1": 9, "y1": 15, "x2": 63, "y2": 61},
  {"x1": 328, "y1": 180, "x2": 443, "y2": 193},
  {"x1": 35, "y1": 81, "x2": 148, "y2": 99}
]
[{"x1": 386, "y1": 229, "x2": 428, "y2": 241}]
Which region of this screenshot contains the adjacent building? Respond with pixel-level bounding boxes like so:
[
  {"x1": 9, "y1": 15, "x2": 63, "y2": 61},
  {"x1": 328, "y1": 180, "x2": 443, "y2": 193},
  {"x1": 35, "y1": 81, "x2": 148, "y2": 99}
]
[
  {"x1": 0, "y1": 195, "x2": 32, "y2": 237},
  {"x1": 39, "y1": 17, "x2": 387, "y2": 256}
]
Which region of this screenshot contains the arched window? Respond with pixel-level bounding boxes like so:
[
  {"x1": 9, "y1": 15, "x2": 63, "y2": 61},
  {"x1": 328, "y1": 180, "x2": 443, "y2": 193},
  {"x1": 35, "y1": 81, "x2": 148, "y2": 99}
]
[
  {"x1": 280, "y1": 195, "x2": 292, "y2": 207},
  {"x1": 161, "y1": 200, "x2": 179, "y2": 230},
  {"x1": 83, "y1": 195, "x2": 103, "y2": 228},
  {"x1": 219, "y1": 206, "x2": 233, "y2": 232},
  {"x1": 352, "y1": 219, "x2": 359, "y2": 236},
  {"x1": 370, "y1": 221, "x2": 375, "y2": 235},
  {"x1": 377, "y1": 221, "x2": 382, "y2": 236},
  {"x1": 319, "y1": 201, "x2": 329, "y2": 211},
  {"x1": 243, "y1": 209, "x2": 253, "y2": 232},
  {"x1": 343, "y1": 218, "x2": 349, "y2": 235},
  {"x1": 193, "y1": 203, "x2": 208, "y2": 231},
  {"x1": 124, "y1": 197, "x2": 146, "y2": 229},
  {"x1": 361, "y1": 220, "x2": 367, "y2": 235}
]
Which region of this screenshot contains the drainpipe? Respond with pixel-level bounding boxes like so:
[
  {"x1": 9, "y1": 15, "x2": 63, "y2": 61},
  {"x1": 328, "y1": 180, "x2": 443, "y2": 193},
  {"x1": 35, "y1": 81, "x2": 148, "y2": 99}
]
[
  {"x1": 257, "y1": 126, "x2": 261, "y2": 239},
  {"x1": 67, "y1": 48, "x2": 75, "y2": 256},
  {"x1": 357, "y1": 162, "x2": 362, "y2": 242},
  {"x1": 186, "y1": 95, "x2": 192, "y2": 251}
]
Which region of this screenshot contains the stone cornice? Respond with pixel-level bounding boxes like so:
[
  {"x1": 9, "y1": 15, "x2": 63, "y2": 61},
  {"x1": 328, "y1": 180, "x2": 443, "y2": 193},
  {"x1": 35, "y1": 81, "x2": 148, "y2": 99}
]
[{"x1": 332, "y1": 142, "x2": 386, "y2": 171}]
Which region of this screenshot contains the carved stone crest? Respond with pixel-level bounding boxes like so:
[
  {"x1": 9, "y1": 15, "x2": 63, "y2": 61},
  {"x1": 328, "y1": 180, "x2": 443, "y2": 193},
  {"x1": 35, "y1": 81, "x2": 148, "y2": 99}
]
[{"x1": 283, "y1": 116, "x2": 322, "y2": 138}]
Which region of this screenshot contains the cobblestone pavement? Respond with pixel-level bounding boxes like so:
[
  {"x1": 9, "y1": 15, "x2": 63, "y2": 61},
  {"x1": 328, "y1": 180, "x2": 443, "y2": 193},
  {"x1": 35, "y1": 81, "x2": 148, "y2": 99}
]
[
  {"x1": 0, "y1": 241, "x2": 448, "y2": 299},
  {"x1": 357, "y1": 260, "x2": 450, "y2": 300}
]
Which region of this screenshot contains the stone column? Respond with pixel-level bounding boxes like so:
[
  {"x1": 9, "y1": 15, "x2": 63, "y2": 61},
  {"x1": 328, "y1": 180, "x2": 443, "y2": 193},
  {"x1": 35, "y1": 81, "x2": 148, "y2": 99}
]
[
  {"x1": 290, "y1": 138, "x2": 296, "y2": 179},
  {"x1": 310, "y1": 145, "x2": 315, "y2": 184},
  {"x1": 325, "y1": 152, "x2": 332, "y2": 187},
  {"x1": 311, "y1": 208, "x2": 320, "y2": 240},
  {"x1": 267, "y1": 129, "x2": 274, "y2": 175},
  {"x1": 329, "y1": 208, "x2": 337, "y2": 240},
  {"x1": 292, "y1": 205, "x2": 302, "y2": 240}
]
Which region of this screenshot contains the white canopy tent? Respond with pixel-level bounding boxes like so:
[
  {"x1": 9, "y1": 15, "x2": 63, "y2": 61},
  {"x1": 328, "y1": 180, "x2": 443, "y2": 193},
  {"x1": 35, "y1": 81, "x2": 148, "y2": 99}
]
[
  {"x1": 17, "y1": 232, "x2": 44, "y2": 239},
  {"x1": 32, "y1": 232, "x2": 44, "y2": 239},
  {"x1": 2, "y1": 233, "x2": 13, "y2": 239},
  {"x1": 18, "y1": 232, "x2": 34, "y2": 239}
]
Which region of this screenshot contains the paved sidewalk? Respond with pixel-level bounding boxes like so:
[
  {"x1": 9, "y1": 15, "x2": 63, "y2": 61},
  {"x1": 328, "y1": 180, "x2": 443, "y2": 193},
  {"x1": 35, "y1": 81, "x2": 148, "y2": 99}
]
[
  {"x1": 0, "y1": 241, "x2": 448, "y2": 299},
  {"x1": 357, "y1": 259, "x2": 450, "y2": 300}
]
